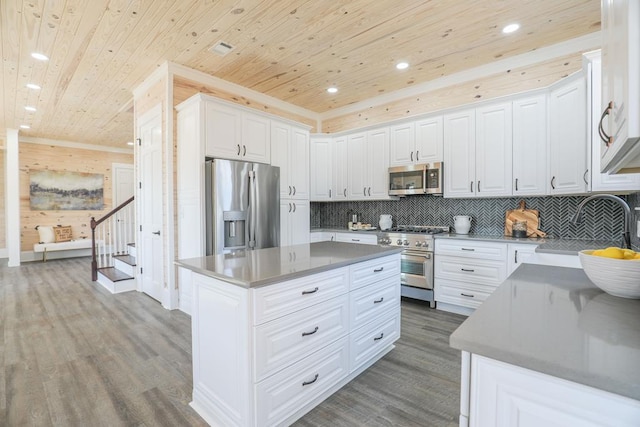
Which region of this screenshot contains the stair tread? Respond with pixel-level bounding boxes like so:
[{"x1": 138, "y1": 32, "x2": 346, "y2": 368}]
[
  {"x1": 97, "y1": 267, "x2": 134, "y2": 282},
  {"x1": 113, "y1": 254, "x2": 136, "y2": 266}
]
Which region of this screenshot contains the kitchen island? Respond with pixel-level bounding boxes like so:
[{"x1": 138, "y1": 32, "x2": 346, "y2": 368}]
[
  {"x1": 176, "y1": 242, "x2": 402, "y2": 427},
  {"x1": 450, "y1": 263, "x2": 640, "y2": 426}
]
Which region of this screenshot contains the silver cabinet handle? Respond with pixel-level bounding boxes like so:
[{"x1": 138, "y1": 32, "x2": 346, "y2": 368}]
[
  {"x1": 237, "y1": 144, "x2": 241, "y2": 155},
  {"x1": 514, "y1": 250, "x2": 518, "y2": 264},
  {"x1": 302, "y1": 374, "x2": 319, "y2": 386},
  {"x1": 368, "y1": 187, "x2": 371, "y2": 196},
  {"x1": 293, "y1": 185, "x2": 296, "y2": 195},
  {"x1": 293, "y1": 203, "x2": 296, "y2": 212},
  {"x1": 374, "y1": 267, "x2": 384, "y2": 272},
  {"x1": 373, "y1": 332, "x2": 384, "y2": 341},
  {"x1": 288, "y1": 185, "x2": 292, "y2": 195},
  {"x1": 243, "y1": 145, "x2": 247, "y2": 156},
  {"x1": 288, "y1": 203, "x2": 292, "y2": 213},
  {"x1": 461, "y1": 268, "x2": 475, "y2": 272},
  {"x1": 551, "y1": 176, "x2": 556, "y2": 190},
  {"x1": 410, "y1": 151, "x2": 414, "y2": 161},
  {"x1": 477, "y1": 181, "x2": 480, "y2": 192},
  {"x1": 343, "y1": 188, "x2": 347, "y2": 197},
  {"x1": 373, "y1": 297, "x2": 384, "y2": 304},
  {"x1": 515, "y1": 178, "x2": 519, "y2": 192},
  {"x1": 583, "y1": 169, "x2": 589, "y2": 185},
  {"x1": 598, "y1": 101, "x2": 613, "y2": 147},
  {"x1": 363, "y1": 187, "x2": 366, "y2": 196},
  {"x1": 152, "y1": 230, "x2": 161, "y2": 235},
  {"x1": 302, "y1": 326, "x2": 319, "y2": 337},
  {"x1": 329, "y1": 189, "x2": 332, "y2": 198},
  {"x1": 470, "y1": 181, "x2": 474, "y2": 192},
  {"x1": 461, "y1": 248, "x2": 475, "y2": 251},
  {"x1": 461, "y1": 293, "x2": 474, "y2": 298},
  {"x1": 352, "y1": 238, "x2": 360, "y2": 242},
  {"x1": 416, "y1": 150, "x2": 419, "y2": 161},
  {"x1": 302, "y1": 287, "x2": 319, "y2": 295}
]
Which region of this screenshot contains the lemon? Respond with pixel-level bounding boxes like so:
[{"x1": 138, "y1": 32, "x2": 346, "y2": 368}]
[
  {"x1": 634, "y1": 253, "x2": 640, "y2": 260},
  {"x1": 622, "y1": 249, "x2": 637, "y2": 259},
  {"x1": 592, "y1": 249, "x2": 604, "y2": 256},
  {"x1": 598, "y1": 247, "x2": 625, "y2": 259}
]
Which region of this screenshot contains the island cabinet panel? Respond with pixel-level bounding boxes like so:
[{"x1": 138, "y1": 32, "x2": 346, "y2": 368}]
[
  {"x1": 469, "y1": 354, "x2": 640, "y2": 427},
  {"x1": 186, "y1": 252, "x2": 401, "y2": 426}
]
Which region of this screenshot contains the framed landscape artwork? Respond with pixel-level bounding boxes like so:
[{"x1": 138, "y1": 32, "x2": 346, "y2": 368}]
[{"x1": 30, "y1": 170, "x2": 104, "y2": 210}]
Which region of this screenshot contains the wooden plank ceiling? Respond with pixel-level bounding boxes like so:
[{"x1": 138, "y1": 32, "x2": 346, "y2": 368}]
[{"x1": 1, "y1": 0, "x2": 600, "y2": 148}]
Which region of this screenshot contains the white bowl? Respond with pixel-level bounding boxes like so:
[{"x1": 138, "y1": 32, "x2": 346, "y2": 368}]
[{"x1": 578, "y1": 250, "x2": 640, "y2": 299}]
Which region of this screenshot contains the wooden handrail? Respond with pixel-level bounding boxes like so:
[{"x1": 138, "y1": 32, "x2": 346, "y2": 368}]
[{"x1": 90, "y1": 196, "x2": 135, "y2": 281}]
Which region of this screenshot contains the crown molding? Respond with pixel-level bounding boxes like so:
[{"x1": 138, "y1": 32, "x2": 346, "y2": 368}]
[
  {"x1": 132, "y1": 62, "x2": 170, "y2": 99},
  {"x1": 19, "y1": 136, "x2": 133, "y2": 154},
  {"x1": 320, "y1": 32, "x2": 601, "y2": 120}
]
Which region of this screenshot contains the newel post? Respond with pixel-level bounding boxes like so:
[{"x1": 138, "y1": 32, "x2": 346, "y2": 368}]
[{"x1": 90, "y1": 217, "x2": 97, "y2": 281}]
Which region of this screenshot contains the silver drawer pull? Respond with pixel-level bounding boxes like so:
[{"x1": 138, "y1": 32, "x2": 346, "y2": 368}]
[
  {"x1": 461, "y1": 268, "x2": 475, "y2": 272},
  {"x1": 302, "y1": 374, "x2": 319, "y2": 386},
  {"x1": 302, "y1": 326, "x2": 319, "y2": 337},
  {"x1": 461, "y1": 293, "x2": 475, "y2": 298},
  {"x1": 373, "y1": 267, "x2": 384, "y2": 272},
  {"x1": 301, "y1": 287, "x2": 319, "y2": 295},
  {"x1": 373, "y1": 332, "x2": 384, "y2": 341},
  {"x1": 461, "y1": 248, "x2": 475, "y2": 251},
  {"x1": 352, "y1": 239, "x2": 360, "y2": 242},
  {"x1": 373, "y1": 297, "x2": 384, "y2": 304}
]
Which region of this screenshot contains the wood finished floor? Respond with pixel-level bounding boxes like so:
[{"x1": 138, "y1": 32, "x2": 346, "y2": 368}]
[{"x1": 1, "y1": 257, "x2": 466, "y2": 427}]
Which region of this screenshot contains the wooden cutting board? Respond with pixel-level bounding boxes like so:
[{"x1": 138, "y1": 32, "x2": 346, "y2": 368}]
[{"x1": 505, "y1": 200, "x2": 546, "y2": 237}]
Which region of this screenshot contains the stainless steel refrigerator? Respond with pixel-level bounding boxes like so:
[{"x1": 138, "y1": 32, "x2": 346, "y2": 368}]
[{"x1": 205, "y1": 158, "x2": 280, "y2": 255}]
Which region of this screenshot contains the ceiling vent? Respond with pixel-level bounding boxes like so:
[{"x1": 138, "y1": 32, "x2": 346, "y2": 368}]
[{"x1": 209, "y1": 41, "x2": 235, "y2": 56}]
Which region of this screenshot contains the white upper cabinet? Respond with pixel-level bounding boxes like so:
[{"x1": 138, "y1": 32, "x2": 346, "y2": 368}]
[
  {"x1": 333, "y1": 137, "x2": 349, "y2": 201},
  {"x1": 271, "y1": 120, "x2": 309, "y2": 200},
  {"x1": 600, "y1": 0, "x2": 640, "y2": 173},
  {"x1": 205, "y1": 101, "x2": 271, "y2": 164},
  {"x1": 347, "y1": 128, "x2": 392, "y2": 200},
  {"x1": 512, "y1": 94, "x2": 548, "y2": 196},
  {"x1": 475, "y1": 102, "x2": 513, "y2": 197},
  {"x1": 587, "y1": 51, "x2": 640, "y2": 192},
  {"x1": 444, "y1": 109, "x2": 476, "y2": 197},
  {"x1": 548, "y1": 73, "x2": 589, "y2": 195},
  {"x1": 309, "y1": 137, "x2": 333, "y2": 201},
  {"x1": 444, "y1": 102, "x2": 512, "y2": 198},
  {"x1": 389, "y1": 116, "x2": 443, "y2": 166}
]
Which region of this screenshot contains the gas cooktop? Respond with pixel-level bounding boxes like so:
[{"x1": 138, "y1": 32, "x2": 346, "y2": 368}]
[{"x1": 384, "y1": 225, "x2": 450, "y2": 234}]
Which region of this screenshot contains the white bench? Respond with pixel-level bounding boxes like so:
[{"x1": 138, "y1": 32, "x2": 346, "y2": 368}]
[{"x1": 33, "y1": 239, "x2": 97, "y2": 262}]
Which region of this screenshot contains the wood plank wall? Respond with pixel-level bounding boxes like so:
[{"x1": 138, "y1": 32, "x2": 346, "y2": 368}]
[
  {"x1": 19, "y1": 142, "x2": 133, "y2": 251},
  {"x1": 322, "y1": 53, "x2": 585, "y2": 133},
  {"x1": 0, "y1": 148, "x2": 5, "y2": 249}
]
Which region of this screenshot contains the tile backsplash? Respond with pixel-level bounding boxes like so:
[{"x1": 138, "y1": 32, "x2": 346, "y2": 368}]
[{"x1": 312, "y1": 192, "x2": 640, "y2": 249}]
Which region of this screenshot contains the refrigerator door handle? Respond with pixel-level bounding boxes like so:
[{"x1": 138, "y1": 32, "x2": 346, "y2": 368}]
[{"x1": 248, "y1": 170, "x2": 257, "y2": 248}]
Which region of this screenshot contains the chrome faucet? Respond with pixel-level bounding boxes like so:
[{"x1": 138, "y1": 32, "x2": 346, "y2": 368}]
[{"x1": 570, "y1": 194, "x2": 632, "y2": 249}]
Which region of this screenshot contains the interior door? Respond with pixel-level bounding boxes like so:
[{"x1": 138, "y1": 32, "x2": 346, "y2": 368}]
[{"x1": 138, "y1": 108, "x2": 164, "y2": 302}]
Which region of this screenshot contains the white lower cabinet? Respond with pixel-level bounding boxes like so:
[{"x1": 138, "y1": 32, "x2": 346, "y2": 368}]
[
  {"x1": 466, "y1": 354, "x2": 640, "y2": 427},
  {"x1": 309, "y1": 231, "x2": 336, "y2": 242},
  {"x1": 187, "y1": 253, "x2": 401, "y2": 426},
  {"x1": 280, "y1": 200, "x2": 310, "y2": 246},
  {"x1": 335, "y1": 232, "x2": 378, "y2": 245},
  {"x1": 507, "y1": 243, "x2": 538, "y2": 274}
]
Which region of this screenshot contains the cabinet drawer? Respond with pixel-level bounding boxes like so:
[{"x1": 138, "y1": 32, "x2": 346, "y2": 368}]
[
  {"x1": 335, "y1": 232, "x2": 378, "y2": 245},
  {"x1": 253, "y1": 267, "x2": 348, "y2": 325},
  {"x1": 434, "y1": 279, "x2": 492, "y2": 309},
  {"x1": 255, "y1": 337, "x2": 349, "y2": 427},
  {"x1": 350, "y1": 308, "x2": 401, "y2": 372},
  {"x1": 435, "y1": 239, "x2": 507, "y2": 261},
  {"x1": 349, "y1": 277, "x2": 400, "y2": 330},
  {"x1": 435, "y1": 255, "x2": 507, "y2": 286},
  {"x1": 254, "y1": 295, "x2": 349, "y2": 382},
  {"x1": 351, "y1": 254, "x2": 400, "y2": 290}
]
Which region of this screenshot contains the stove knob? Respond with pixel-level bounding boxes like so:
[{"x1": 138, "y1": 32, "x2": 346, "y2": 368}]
[
  {"x1": 403, "y1": 240, "x2": 409, "y2": 246},
  {"x1": 415, "y1": 241, "x2": 422, "y2": 247},
  {"x1": 396, "y1": 239, "x2": 402, "y2": 245}
]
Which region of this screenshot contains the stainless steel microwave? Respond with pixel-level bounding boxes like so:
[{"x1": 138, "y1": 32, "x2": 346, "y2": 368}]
[{"x1": 388, "y1": 162, "x2": 443, "y2": 196}]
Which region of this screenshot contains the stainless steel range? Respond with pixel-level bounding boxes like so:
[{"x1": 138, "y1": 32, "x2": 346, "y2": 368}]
[{"x1": 378, "y1": 225, "x2": 449, "y2": 308}]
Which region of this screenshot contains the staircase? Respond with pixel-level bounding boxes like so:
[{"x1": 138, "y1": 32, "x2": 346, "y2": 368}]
[{"x1": 91, "y1": 196, "x2": 137, "y2": 294}]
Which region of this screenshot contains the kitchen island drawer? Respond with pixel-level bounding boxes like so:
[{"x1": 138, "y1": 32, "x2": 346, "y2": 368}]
[
  {"x1": 434, "y1": 279, "x2": 493, "y2": 309},
  {"x1": 435, "y1": 239, "x2": 507, "y2": 261},
  {"x1": 254, "y1": 294, "x2": 349, "y2": 382},
  {"x1": 253, "y1": 267, "x2": 349, "y2": 325},
  {"x1": 335, "y1": 232, "x2": 378, "y2": 245},
  {"x1": 351, "y1": 254, "x2": 400, "y2": 290},
  {"x1": 350, "y1": 307, "x2": 400, "y2": 372},
  {"x1": 255, "y1": 337, "x2": 349, "y2": 427},
  {"x1": 435, "y1": 255, "x2": 507, "y2": 286},
  {"x1": 349, "y1": 276, "x2": 399, "y2": 330}
]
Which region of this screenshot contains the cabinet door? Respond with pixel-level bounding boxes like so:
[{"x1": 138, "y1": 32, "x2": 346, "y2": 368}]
[
  {"x1": 205, "y1": 101, "x2": 242, "y2": 158},
  {"x1": 507, "y1": 244, "x2": 538, "y2": 275},
  {"x1": 310, "y1": 138, "x2": 333, "y2": 201},
  {"x1": 367, "y1": 128, "x2": 390, "y2": 199},
  {"x1": 290, "y1": 128, "x2": 310, "y2": 199},
  {"x1": 271, "y1": 122, "x2": 291, "y2": 198},
  {"x1": 290, "y1": 200, "x2": 310, "y2": 245},
  {"x1": 242, "y1": 112, "x2": 270, "y2": 163},
  {"x1": 347, "y1": 133, "x2": 367, "y2": 200},
  {"x1": 444, "y1": 109, "x2": 476, "y2": 197},
  {"x1": 389, "y1": 123, "x2": 415, "y2": 166},
  {"x1": 513, "y1": 94, "x2": 548, "y2": 196},
  {"x1": 415, "y1": 116, "x2": 443, "y2": 163},
  {"x1": 475, "y1": 102, "x2": 513, "y2": 197},
  {"x1": 280, "y1": 201, "x2": 292, "y2": 246},
  {"x1": 333, "y1": 137, "x2": 349, "y2": 200},
  {"x1": 549, "y1": 75, "x2": 588, "y2": 195}
]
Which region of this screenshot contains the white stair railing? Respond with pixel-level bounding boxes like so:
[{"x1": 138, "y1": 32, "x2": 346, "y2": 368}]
[{"x1": 91, "y1": 196, "x2": 135, "y2": 281}]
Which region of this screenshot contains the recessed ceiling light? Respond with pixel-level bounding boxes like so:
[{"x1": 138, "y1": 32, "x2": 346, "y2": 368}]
[
  {"x1": 502, "y1": 23, "x2": 520, "y2": 34},
  {"x1": 26, "y1": 83, "x2": 41, "y2": 90},
  {"x1": 20, "y1": 124, "x2": 31, "y2": 129},
  {"x1": 31, "y1": 52, "x2": 49, "y2": 61},
  {"x1": 25, "y1": 106, "x2": 37, "y2": 112},
  {"x1": 327, "y1": 87, "x2": 338, "y2": 94},
  {"x1": 126, "y1": 141, "x2": 134, "y2": 146},
  {"x1": 396, "y1": 62, "x2": 409, "y2": 70}
]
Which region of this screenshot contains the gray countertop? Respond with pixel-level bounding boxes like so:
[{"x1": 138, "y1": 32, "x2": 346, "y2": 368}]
[
  {"x1": 176, "y1": 241, "x2": 402, "y2": 288},
  {"x1": 450, "y1": 263, "x2": 640, "y2": 401}
]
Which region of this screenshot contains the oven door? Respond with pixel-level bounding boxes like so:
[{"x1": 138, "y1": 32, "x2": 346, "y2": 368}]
[{"x1": 400, "y1": 250, "x2": 433, "y2": 290}]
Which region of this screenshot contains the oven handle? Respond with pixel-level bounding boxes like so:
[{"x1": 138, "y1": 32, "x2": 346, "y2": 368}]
[{"x1": 403, "y1": 250, "x2": 432, "y2": 259}]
